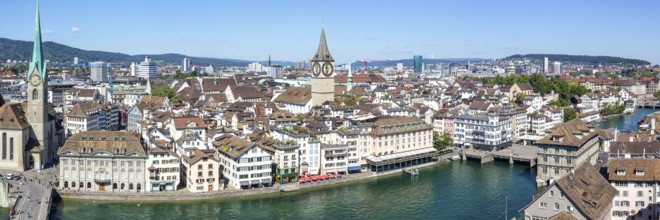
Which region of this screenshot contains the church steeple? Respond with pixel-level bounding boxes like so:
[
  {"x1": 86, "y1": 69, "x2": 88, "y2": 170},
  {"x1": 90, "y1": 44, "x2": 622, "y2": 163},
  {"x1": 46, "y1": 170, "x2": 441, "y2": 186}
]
[
  {"x1": 27, "y1": 0, "x2": 46, "y2": 80},
  {"x1": 311, "y1": 28, "x2": 334, "y2": 62},
  {"x1": 347, "y1": 62, "x2": 353, "y2": 92}
]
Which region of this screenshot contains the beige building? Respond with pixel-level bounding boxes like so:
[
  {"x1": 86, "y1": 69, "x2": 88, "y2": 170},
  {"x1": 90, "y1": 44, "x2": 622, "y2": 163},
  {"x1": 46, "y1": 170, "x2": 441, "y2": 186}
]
[
  {"x1": 58, "y1": 131, "x2": 148, "y2": 192},
  {"x1": 182, "y1": 149, "x2": 220, "y2": 193},
  {"x1": 536, "y1": 119, "x2": 602, "y2": 185}
]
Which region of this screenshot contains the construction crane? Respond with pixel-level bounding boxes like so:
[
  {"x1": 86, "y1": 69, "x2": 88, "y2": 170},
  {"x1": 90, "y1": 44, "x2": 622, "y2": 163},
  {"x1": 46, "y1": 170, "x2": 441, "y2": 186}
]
[{"x1": 355, "y1": 59, "x2": 392, "y2": 74}]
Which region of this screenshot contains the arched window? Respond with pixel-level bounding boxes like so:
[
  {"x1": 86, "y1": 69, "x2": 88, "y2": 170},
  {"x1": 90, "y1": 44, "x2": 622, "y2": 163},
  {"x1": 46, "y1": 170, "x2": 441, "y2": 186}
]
[
  {"x1": 129, "y1": 183, "x2": 134, "y2": 190},
  {"x1": 72, "y1": 182, "x2": 76, "y2": 188},
  {"x1": 137, "y1": 183, "x2": 141, "y2": 190},
  {"x1": 9, "y1": 137, "x2": 13, "y2": 160},
  {"x1": 79, "y1": 182, "x2": 83, "y2": 188},
  {"x1": 32, "y1": 89, "x2": 38, "y2": 100},
  {"x1": 121, "y1": 183, "x2": 125, "y2": 189},
  {"x1": 87, "y1": 182, "x2": 92, "y2": 188},
  {"x1": 1, "y1": 133, "x2": 5, "y2": 160},
  {"x1": 64, "y1": 181, "x2": 68, "y2": 188},
  {"x1": 113, "y1": 183, "x2": 117, "y2": 189}
]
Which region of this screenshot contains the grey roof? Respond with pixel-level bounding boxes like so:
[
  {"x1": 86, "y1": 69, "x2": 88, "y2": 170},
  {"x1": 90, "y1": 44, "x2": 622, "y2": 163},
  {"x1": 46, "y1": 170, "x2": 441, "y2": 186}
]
[{"x1": 311, "y1": 28, "x2": 334, "y2": 62}]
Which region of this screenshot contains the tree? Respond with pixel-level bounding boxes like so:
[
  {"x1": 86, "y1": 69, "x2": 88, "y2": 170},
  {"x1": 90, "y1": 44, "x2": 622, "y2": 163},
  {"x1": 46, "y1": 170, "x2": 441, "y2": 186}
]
[
  {"x1": 515, "y1": 93, "x2": 525, "y2": 104},
  {"x1": 563, "y1": 108, "x2": 577, "y2": 122},
  {"x1": 433, "y1": 132, "x2": 453, "y2": 151},
  {"x1": 654, "y1": 90, "x2": 660, "y2": 100},
  {"x1": 151, "y1": 85, "x2": 180, "y2": 104}
]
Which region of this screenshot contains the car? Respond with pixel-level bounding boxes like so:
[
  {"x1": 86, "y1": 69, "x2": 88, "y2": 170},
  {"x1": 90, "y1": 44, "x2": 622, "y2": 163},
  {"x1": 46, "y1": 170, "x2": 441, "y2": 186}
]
[{"x1": 6, "y1": 174, "x2": 14, "y2": 180}]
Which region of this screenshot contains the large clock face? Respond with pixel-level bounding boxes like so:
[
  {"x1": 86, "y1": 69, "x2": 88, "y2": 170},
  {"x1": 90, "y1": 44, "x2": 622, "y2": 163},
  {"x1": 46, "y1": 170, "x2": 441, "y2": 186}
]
[
  {"x1": 312, "y1": 63, "x2": 321, "y2": 77},
  {"x1": 30, "y1": 73, "x2": 42, "y2": 86},
  {"x1": 322, "y1": 63, "x2": 334, "y2": 77}
]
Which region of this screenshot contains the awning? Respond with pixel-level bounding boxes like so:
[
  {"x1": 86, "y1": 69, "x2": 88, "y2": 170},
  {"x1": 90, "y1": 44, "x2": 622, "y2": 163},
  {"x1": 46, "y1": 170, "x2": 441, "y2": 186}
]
[
  {"x1": 348, "y1": 166, "x2": 361, "y2": 171},
  {"x1": 250, "y1": 180, "x2": 260, "y2": 185},
  {"x1": 261, "y1": 178, "x2": 271, "y2": 183},
  {"x1": 240, "y1": 181, "x2": 250, "y2": 186}
]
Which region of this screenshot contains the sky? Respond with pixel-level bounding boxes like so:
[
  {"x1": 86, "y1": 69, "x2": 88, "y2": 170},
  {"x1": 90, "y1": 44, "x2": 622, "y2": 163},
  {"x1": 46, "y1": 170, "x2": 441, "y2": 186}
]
[{"x1": 1, "y1": 0, "x2": 659, "y2": 64}]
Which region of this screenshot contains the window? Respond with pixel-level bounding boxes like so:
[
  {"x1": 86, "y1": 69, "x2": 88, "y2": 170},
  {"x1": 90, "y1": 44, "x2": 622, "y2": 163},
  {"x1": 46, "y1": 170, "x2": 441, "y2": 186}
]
[
  {"x1": 638, "y1": 191, "x2": 643, "y2": 197},
  {"x1": 9, "y1": 138, "x2": 13, "y2": 160},
  {"x1": 636, "y1": 201, "x2": 645, "y2": 207},
  {"x1": 549, "y1": 190, "x2": 554, "y2": 197},
  {"x1": 554, "y1": 156, "x2": 559, "y2": 163},
  {"x1": 554, "y1": 203, "x2": 559, "y2": 210},
  {"x1": 32, "y1": 89, "x2": 38, "y2": 100},
  {"x1": 566, "y1": 206, "x2": 573, "y2": 213},
  {"x1": 1, "y1": 133, "x2": 5, "y2": 160},
  {"x1": 539, "y1": 202, "x2": 547, "y2": 209}
]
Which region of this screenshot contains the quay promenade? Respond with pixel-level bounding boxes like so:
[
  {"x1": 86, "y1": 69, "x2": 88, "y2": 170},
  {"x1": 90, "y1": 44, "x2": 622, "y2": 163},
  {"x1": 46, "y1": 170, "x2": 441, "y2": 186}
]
[{"x1": 59, "y1": 154, "x2": 453, "y2": 202}]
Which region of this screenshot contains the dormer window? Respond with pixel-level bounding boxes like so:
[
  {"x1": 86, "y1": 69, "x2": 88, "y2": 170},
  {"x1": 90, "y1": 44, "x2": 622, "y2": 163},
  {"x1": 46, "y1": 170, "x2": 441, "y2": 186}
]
[
  {"x1": 616, "y1": 167, "x2": 626, "y2": 176},
  {"x1": 635, "y1": 167, "x2": 645, "y2": 176}
]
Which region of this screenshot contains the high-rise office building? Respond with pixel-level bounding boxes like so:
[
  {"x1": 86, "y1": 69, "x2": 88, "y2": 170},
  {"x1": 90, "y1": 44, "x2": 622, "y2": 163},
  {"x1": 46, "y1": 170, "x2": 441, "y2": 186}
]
[
  {"x1": 543, "y1": 57, "x2": 549, "y2": 73},
  {"x1": 553, "y1": 61, "x2": 561, "y2": 75},
  {"x1": 267, "y1": 65, "x2": 283, "y2": 79},
  {"x1": 130, "y1": 62, "x2": 137, "y2": 76},
  {"x1": 397, "y1": 63, "x2": 404, "y2": 73},
  {"x1": 413, "y1": 55, "x2": 423, "y2": 73},
  {"x1": 182, "y1": 57, "x2": 192, "y2": 73},
  {"x1": 137, "y1": 56, "x2": 158, "y2": 79},
  {"x1": 73, "y1": 57, "x2": 79, "y2": 65},
  {"x1": 90, "y1": 61, "x2": 109, "y2": 82}
]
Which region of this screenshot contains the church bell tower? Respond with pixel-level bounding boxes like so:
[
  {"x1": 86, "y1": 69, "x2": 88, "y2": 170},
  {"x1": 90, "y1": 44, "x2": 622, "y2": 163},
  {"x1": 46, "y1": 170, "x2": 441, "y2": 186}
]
[
  {"x1": 310, "y1": 28, "x2": 335, "y2": 106},
  {"x1": 27, "y1": 1, "x2": 49, "y2": 152}
]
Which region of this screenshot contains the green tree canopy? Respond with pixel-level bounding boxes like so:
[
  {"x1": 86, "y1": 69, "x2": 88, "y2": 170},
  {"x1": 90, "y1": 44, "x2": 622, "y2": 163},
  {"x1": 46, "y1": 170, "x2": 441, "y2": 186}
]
[
  {"x1": 563, "y1": 108, "x2": 577, "y2": 122},
  {"x1": 151, "y1": 85, "x2": 180, "y2": 104}
]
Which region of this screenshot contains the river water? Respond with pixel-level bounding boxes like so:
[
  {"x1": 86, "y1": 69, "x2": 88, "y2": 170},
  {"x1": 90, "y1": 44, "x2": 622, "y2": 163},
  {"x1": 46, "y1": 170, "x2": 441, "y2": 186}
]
[
  {"x1": 3, "y1": 109, "x2": 656, "y2": 219},
  {"x1": 54, "y1": 162, "x2": 537, "y2": 220}
]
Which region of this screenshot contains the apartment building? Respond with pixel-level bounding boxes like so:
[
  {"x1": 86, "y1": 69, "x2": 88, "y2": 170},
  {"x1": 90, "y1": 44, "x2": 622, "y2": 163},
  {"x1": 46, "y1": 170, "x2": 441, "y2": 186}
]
[{"x1": 214, "y1": 134, "x2": 273, "y2": 189}]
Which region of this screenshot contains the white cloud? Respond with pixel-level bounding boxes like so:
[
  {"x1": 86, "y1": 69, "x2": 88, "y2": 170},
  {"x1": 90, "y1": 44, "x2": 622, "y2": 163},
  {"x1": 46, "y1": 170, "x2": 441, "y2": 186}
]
[
  {"x1": 41, "y1": 29, "x2": 52, "y2": 34},
  {"x1": 70, "y1": 26, "x2": 80, "y2": 33}
]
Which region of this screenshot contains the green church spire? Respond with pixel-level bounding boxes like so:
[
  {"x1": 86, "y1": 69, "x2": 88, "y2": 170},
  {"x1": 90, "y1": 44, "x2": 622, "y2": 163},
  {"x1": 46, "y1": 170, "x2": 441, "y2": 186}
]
[{"x1": 27, "y1": 0, "x2": 46, "y2": 80}]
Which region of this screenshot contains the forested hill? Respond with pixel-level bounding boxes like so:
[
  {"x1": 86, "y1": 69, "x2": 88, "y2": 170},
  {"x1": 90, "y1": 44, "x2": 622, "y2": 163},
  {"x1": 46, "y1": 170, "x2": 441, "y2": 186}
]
[
  {"x1": 0, "y1": 38, "x2": 252, "y2": 66},
  {"x1": 504, "y1": 54, "x2": 650, "y2": 66}
]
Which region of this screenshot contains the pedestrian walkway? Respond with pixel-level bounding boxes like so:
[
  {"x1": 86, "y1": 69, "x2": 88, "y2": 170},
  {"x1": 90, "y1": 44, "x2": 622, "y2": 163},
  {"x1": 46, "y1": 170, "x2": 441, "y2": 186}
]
[{"x1": 7, "y1": 168, "x2": 57, "y2": 220}]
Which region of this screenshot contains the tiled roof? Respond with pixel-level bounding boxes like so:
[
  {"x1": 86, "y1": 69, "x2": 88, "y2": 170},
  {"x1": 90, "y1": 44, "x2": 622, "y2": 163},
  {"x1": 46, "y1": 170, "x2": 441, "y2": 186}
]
[
  {"x1": 65, "y1": 88, "x2": 97, "y2": 97},
  {"x1": 371, "y1": 116, "x2": 432, "y2": 136},
  {"x1": 0, "y1": 102, "x2": 30, "y2": 129},
  {"x1": 536, "y1": 119, "x2": 599, "y2": 148},
  {"x1": 554, "y1": 163, "x2": 616, "y2": 220},
  {"x1": 58, "y1": 131, "x2": 146, "y2": 156},
  {"x1": 213, "y1": 133, "x2": 257, "y2": 159},
  {"x1": 173, "y1": 117, "x2": 206, "y2": 130},
  {"x1": 274, "y1": 87, "x2": 312, "y2": 105},
  {"x1": 608, "y1": 158, "x2": 656, "y2": 181}
]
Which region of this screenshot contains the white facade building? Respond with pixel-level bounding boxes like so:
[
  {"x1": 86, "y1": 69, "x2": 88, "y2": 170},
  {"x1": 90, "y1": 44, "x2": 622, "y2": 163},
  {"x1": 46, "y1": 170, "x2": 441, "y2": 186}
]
[{"x1": 137, "y1": 56, "x2": 158, "y2": 79}]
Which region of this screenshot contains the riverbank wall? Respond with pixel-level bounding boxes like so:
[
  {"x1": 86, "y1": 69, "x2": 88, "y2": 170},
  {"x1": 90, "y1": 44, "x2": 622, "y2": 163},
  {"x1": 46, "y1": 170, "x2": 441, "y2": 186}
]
[{"x1": 59, "y1": 157, "x2": 453, "y2": 202}]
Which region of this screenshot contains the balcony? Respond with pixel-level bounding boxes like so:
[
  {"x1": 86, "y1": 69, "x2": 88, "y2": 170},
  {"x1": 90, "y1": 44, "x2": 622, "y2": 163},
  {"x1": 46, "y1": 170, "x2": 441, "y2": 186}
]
[{"x1": 94, "y1": 178, "x2": 111, "y2": 183}]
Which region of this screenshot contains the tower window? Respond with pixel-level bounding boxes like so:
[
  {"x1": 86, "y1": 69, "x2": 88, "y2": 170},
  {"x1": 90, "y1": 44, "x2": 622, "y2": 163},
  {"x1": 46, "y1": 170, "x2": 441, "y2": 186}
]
[{"x1": 32, "y1": 89, "x2": 38, "y2": 100}]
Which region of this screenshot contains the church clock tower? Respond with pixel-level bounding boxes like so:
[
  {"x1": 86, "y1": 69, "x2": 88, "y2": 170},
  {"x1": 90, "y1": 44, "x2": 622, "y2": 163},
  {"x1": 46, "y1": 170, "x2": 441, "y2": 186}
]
[
  {"x1": 311, "y1": 28, "x2": 335, "y2": 106},
  {"x1": 27, "y1": 1, "x2": 49, "y2": 152}
]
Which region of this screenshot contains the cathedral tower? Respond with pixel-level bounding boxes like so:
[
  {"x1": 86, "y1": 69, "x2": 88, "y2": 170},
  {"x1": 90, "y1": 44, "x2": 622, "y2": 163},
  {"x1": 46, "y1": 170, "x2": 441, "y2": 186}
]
[{"x1": 310, "y1": 28, "x2": 335, "y2": 106}]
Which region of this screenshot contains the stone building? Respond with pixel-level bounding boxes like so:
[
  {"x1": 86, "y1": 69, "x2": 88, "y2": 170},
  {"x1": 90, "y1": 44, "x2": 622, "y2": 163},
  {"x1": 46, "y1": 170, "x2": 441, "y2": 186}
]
[
  {"x1": 58, "y1": 131, "x2": 148, "y2": 192},
  {"x1": 536, "y1": 119, "x2": 601, "y2": 185}
]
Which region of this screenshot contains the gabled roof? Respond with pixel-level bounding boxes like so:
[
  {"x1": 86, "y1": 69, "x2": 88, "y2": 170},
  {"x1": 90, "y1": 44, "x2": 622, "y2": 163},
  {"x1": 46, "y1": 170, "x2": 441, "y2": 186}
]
[
  {"x1": 0, "y1": 102, "x2": 30, "y2": 129},
  {"x1": 213, "y1": 133, "x2": 259, "y2": 159},
  {"x1": 274, "y1": 87, "x2": 312, "y2": 105},
  {"x1": 554, "y1": 163, "x2": 617, "y2": 220},
  {"x1": 608, "y1": 158, "x2": 656, "y2": 182},
  {"x1": 58, "y1": 131, "x2": 146, "y2": 157},
  {"x1": 536, "y1": 119, "x2": 599, "y2": 148},
  {"x1": 173, "y1": 117, "x2": 206, "y2": 130}
]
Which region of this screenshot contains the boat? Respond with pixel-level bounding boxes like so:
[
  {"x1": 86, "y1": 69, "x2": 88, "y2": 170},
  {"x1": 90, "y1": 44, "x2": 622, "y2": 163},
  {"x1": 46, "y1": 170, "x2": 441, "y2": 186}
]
[{"x1": 449, "y1": 153, "x2": 461, "y2": 161}]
